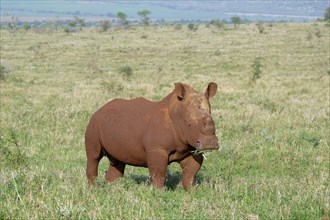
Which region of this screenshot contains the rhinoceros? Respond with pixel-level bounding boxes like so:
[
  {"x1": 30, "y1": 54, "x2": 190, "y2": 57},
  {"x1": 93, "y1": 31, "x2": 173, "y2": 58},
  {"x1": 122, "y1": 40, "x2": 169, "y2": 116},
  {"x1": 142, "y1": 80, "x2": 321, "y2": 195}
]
[{"x1": 85, "y1": 82, "x2": 219, "y2": 190}]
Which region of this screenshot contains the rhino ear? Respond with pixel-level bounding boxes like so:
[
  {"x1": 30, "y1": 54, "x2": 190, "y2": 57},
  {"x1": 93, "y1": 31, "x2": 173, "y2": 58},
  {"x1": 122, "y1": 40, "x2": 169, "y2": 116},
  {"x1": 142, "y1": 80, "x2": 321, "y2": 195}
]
[
  {"x1": 174, "y1": 82, "x2": 186, "y2": 100},
  {"x1": 205, "y1": 82, "x2": 217, "y2": 99}
]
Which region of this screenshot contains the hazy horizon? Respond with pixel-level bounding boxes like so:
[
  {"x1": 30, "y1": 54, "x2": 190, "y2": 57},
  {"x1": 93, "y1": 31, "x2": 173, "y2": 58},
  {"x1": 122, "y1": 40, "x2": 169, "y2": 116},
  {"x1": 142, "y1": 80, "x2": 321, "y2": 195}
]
[{"x1": 1, "y1": 0, "x2": 328, "y2": 23}]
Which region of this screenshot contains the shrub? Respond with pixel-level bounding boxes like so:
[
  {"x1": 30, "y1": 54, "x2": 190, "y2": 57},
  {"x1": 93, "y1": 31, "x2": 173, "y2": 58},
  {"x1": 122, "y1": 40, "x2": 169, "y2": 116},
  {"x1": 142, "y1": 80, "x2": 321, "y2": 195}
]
[
  {"x1": 23, "y1": 23, "x2": 31, "y2": 32},
  {"x1": 210, "y1": 19, "x2": 225, "y2": 29},
  {"x1": 256, "y1": 23, "x2": 265, "y2": 34},
  {"x1": 324, "y1": 6, "x2": 330, "y2": 21},
  {"x1": 0, "y1": 64, "x2": 8, "y2": 81},
  {"x1": 100, "y1": 20, "x2": 111, "y2": 32},
  {"x1": 251, "y1": 56, "x2": 262, "y2": 81},
  {"x1": 118, "y1": 65, "x2": 133, "y2": 77},
  {"x1": 231, "y1": 16, "x2": 241, "y2": 27},
  {"x1": 63, "y1": 27, "x2": 70, "y2": 33},
  {"x1": 187, "y1": 23, "x2": 198, "y2": 31},
  {"x1": 65, "y1": 17, "x2": 85, "y2": 32}
]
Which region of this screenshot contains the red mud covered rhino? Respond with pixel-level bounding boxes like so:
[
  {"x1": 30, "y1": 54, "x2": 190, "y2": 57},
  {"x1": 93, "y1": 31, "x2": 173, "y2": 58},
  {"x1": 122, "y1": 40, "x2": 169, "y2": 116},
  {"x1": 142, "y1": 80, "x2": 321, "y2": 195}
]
[{"x1": 85, "y1": 82, "x2": 220, "y2": 190}]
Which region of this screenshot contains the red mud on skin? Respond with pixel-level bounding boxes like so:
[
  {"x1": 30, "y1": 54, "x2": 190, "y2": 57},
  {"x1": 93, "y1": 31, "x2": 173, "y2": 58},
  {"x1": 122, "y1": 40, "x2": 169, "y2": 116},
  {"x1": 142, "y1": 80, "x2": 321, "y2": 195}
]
[{"x1": 85, "y1": 82, "x2": 219, "y2": 190}]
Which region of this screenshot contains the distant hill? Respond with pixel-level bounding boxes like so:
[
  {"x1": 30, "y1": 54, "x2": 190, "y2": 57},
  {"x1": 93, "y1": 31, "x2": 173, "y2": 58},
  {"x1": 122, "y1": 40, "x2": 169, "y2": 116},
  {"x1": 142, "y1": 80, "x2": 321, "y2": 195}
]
[{"x1": 0, "y1": 0, "x2": 328, "y2": 25}]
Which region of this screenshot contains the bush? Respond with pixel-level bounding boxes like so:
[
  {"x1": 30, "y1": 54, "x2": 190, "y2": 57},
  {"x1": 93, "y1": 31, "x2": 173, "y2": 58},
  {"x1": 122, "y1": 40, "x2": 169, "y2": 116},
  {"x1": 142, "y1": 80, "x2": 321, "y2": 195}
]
[
  {"x1": 231, "y1": 16, "x2": 241, "y2": 27},
  {"x1": 251, "y1": 56, "x2": 263, "y2": 81},
  {"x1": 324, "y1": 6, "x2": 330, "y2": 21},
  {"x1": 256, "y1": 23, "x2": 265, "y2": 34},
  {"x1": 65, "y1": 17, "x2": 85, "y2": 32},
  {"x1": 0, "y1": 64, "x2": 8, "y2": 81},
  {"x1": 210, "y1": 19, "x2": 225, "y2": 28},
  {"x1": 23, "y1": 23, "x2": 31, "y2": 32},
  {"x1": 63, "y1": 27, "x2": 71, "y2": 33},
  {"x1": 187, "y1": 23, "x2": 198, "y2": 31},
  {"x1": 100, "y1": 20, "x2": 111, "y2": 32},
  {"x1": 118, "y1": 65, "x2": 133, "y2": 77}
]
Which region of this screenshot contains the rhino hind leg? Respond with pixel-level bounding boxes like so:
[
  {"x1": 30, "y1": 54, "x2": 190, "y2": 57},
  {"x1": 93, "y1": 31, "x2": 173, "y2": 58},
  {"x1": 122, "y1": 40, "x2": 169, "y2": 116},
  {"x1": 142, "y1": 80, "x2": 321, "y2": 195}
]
[
  {"x1": 85, "y1": 123, "x2": 103, "y2": 185},
  {"x1": 85, "y1": 143, "x2": 102, "y2": 185},
  {"x1": 105, "y1": 160, "x2": 126, "y2": 182},
  {"x1": 180, "y1": 154, "x2": 204, "y2": 190}
]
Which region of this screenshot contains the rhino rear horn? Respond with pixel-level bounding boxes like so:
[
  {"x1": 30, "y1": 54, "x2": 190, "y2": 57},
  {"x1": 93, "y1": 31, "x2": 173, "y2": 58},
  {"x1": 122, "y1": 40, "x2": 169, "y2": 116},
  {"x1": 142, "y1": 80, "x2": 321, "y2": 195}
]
[{"x1": 205, "y1": 82, "x2": 217, "y2": 99}]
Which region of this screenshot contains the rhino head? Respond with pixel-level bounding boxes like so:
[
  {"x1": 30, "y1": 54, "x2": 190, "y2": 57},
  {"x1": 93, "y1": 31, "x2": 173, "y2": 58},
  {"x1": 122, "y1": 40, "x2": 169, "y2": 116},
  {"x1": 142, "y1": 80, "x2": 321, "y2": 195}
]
[{"x1": 170, "y1": 82, "x2": 219, "y2": 151}]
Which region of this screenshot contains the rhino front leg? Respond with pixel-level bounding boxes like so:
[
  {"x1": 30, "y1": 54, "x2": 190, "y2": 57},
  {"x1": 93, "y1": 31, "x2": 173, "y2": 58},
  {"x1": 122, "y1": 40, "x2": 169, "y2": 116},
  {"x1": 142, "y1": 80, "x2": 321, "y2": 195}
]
[
  {"x1": 146, "y1": 149, "x2": 169, "y2": 189},
  {"x1": 180, "y1": 154, "x2": 204, "y2": 190}
]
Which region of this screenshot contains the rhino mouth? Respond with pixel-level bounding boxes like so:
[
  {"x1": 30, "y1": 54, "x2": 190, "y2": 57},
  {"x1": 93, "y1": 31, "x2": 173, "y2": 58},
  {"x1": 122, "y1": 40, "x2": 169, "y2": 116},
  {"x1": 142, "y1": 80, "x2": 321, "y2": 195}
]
[{"x1": 195, "y1": 141, "x2": 219, "y2": 151}]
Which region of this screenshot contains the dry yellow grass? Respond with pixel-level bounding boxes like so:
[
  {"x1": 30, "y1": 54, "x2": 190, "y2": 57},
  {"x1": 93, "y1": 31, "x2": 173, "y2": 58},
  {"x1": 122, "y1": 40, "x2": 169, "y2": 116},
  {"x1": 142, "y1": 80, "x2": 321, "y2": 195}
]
[{"x1": 0, "y1": 22, "x2": 329, "y2": 219}]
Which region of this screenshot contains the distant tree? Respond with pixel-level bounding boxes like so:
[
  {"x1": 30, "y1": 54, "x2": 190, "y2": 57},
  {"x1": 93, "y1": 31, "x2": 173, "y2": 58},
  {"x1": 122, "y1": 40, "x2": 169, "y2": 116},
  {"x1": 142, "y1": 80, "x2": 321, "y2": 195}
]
[
  {"x1": 117, "y1": 12, "x2": 129, "y2": 26},
  {"x1": 74, "y1": 16, "x2": 85, "y2": 30},
  {"x1": 210, "y1": 19, "x2": 225, "y2": 28},
  {"x1": 325, "y1": 7, "x2": 330, "y2": 21},
  {"x1": 68, "y1": 17, "x2": 85, "y2": 30},
  {"x1": 100, "y1": 20, "x2": 111, "y2": 32},
  {"x1": 23, "y1": 23, "x2": 31, "y2": 32},
  {"x1": 187, "y1": 23, "x2": 198, "y2": 31},
  {"x1": 137, "y1": 10, "x2": 151, "y2": 25},
  {"x1": 68, "y1": 20, "x2": 77, "y2": 28},
  {"x1": 8, "y1": 16, "x2": 18, "y2": 32},
  {"x1": 231, "y1": 16, "x2": 241, "y2": 27}
]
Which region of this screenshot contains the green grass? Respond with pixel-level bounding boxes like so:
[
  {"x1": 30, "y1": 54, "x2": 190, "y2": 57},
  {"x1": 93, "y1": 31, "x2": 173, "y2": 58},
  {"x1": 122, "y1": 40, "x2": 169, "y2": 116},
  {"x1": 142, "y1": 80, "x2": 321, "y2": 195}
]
[{"x1": 1, "y1": 23, "x2": 329, "y2": 219}]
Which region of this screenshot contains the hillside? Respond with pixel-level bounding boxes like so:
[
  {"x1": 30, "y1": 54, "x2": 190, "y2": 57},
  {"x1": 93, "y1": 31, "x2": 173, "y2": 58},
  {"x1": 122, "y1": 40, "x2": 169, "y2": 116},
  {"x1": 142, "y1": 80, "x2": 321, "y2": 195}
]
[{"x1": 0, "y1": 22, "x2": 329, "y2": 219}]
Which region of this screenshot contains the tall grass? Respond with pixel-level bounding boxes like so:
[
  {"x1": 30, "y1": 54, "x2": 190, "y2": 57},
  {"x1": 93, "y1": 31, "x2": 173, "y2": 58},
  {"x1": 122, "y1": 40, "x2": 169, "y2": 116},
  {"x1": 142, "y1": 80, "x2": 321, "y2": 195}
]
[{"x1": 0, "y1": 23, "x2": 329, "y2": 219}]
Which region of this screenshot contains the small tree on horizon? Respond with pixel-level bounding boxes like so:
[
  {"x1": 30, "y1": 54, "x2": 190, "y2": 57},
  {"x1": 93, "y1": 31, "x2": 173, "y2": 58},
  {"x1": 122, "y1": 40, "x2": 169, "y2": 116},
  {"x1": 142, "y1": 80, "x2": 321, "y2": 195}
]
[
  {"x1": 210, "y1": 19, "x2": 225, "y2": 28},
  {"x1": 67, "y1": 16, "x2": 85, "y2": 31},
  {"x1": 100, "y1": 20, "x2": 111, "y2": 32},
  {"x1": 187, "y1": 23, "x2": 198, "y2": 31},
  {"x1": 324, "y1": 6, "x2": 330, "y2": 21},
  {"x1": 117, "y1": 12, "x2": 129, "y2": 26},
  {"x1": 8, "y1": 16, "x2": 18, "y2": 32},
  {"x1": 231, "y1": 16, "x2": 241, "y2": 27},
  {"x1": 138, "y1": 9, "x2": 151, "y2": 25}
]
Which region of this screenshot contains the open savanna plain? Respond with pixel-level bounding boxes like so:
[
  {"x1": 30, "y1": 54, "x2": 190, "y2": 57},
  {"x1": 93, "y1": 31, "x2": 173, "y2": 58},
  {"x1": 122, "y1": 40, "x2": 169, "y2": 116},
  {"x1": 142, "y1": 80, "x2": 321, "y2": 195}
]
[{"x1": 0, "y1": 22, "x2": 329, "y2": 219}]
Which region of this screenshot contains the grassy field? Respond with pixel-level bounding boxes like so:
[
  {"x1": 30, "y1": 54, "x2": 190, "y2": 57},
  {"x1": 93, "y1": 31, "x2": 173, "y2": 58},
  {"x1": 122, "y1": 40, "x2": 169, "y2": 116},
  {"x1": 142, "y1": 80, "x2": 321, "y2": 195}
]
[{"x1": 0, "y1": 22, "x2": 329, "y2": 219}]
